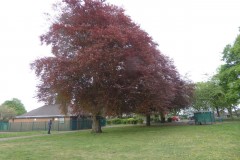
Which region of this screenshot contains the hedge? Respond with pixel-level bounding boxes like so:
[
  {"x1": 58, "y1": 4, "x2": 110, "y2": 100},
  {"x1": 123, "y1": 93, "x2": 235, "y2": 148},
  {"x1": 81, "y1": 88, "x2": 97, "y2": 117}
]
[{"x1": 107, "y1": 117, "x2": 143, "y2": 125}]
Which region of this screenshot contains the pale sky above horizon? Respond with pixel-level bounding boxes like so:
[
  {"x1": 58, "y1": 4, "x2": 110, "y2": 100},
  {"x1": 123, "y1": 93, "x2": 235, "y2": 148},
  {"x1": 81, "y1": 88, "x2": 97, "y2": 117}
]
[{"x1": 0, "y1": 0, "x2": 240, "y2": 111}]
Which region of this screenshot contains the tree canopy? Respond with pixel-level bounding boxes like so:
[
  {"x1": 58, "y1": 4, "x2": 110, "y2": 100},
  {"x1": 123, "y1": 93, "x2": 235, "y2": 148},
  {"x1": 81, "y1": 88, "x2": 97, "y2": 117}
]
[
  {"x1": 32, "y1": 0, "x2": 193, "y2": 133},
  {"x1": 0, "y1": 105, "x2": 17, "y2": 122},
  {"x1": 216, "y1": 32, "x2": 240, "y2": 116},
  {"x1": 192, "y1": 80, "x2": 226, "y2": 116},
  {"x1": 1, "y1": 98, "x2": 26, "y2": 116}
]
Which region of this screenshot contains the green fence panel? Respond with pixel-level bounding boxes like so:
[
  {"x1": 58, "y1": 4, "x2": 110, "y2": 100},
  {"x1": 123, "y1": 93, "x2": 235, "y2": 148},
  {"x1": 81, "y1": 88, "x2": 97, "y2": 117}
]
[
  {"x1": 100, "y1": 117, "x2": 106, "y2": 126},
  {"x1": 194, "y1": 111, "x2": 215, "y2": 125},
  {"x1": 7, "y1": 119, "x2": 94, "y2": 132},
  {"x1": 0, "y1": 122, "x2": 9, "y2": 131},
  {"x1": 71, "y1": 119, "x2": 92, "y2": 130},
  {"x1": 1, "y1": 117, "x2": 107, "y2": 132}
]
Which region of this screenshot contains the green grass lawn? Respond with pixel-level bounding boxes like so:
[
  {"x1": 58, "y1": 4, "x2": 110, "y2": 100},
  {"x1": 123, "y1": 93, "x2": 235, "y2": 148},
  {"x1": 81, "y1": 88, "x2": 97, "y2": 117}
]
[
  {"x1": 0, "y1": 130, "x2": 66, "y2": 138},
  {"x1": 0, "y1": 121, "x2": 239, "y2": 160},
  {"x1": 0, "y1": 131, "x2": 49, "y2": 138}
]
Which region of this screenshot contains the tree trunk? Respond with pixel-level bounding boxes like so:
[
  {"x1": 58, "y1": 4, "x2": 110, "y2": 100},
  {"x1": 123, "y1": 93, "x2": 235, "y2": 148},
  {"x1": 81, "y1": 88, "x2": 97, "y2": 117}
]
[
  {"x1": 91, "y1": 115, "x2": 102, "y2": 133},
  {"x1": 227, "y1": 107, "x2": 233, "y2": 119},
  {"x1": 233, "y1": 106, "x2": 239, "y2": 117},
  {"x1": 160, "y1": 112, "x2": 166, "y2": 123},
  {"x1": 146, "y1": 114, "x2": 151, "y2": 126},
  {"x1": 216, "y1": 107, "x2": 220, "y2": 117}
]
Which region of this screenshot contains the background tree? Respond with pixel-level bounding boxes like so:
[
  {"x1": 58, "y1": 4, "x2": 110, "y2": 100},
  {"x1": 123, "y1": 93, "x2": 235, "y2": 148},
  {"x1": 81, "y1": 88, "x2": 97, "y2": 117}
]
[
  {"x1": 32, "y1": 0, "x2": 189, "y2": 133},
  {"x1": 1, "y1": 98, "x2": 27, "y2": 115},
  {"x1": 168, "y1": 77, "x2": 194, "y2": 115},
  {"x1": 129, "y1": 56, "x2": 179, "y2": 125},
  {"x1": 192, "y1": 80, "x2": 226, "y2": 117},
  {"x1": 217, "y1": 31, "x2": 240, "y2": 117},
  {"x1": 210, "y1": 77, "x2": 227, "y2": 117},
  {"x1": 0, "y1": 105, "x2": 17, "y2": 121},
  {"x1": 192, "y1": 82, "x2": 209, "y2": 111}
]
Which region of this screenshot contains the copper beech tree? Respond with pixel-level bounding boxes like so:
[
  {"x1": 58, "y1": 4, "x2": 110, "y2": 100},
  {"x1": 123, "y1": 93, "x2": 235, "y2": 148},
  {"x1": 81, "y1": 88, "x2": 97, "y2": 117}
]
[{"x1": 32, "y1": 0, "x2": 193, "y2": 133}]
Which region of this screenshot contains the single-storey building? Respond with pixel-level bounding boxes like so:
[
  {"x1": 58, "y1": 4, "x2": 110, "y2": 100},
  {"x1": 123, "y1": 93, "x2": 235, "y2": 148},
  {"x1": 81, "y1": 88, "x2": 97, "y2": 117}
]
[
  {"x1": 10, "y1": 104, "x2": 74, "y2": 123},
  {"x1": 8, "y1": 104, "x2": 92, "y2": 131}
]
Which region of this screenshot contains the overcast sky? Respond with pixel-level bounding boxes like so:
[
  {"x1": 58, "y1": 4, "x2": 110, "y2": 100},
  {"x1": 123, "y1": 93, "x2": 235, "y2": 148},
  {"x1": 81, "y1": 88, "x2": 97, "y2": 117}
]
[{"x1": 0, "y1": 0, "x2": 240, "y2": 111}]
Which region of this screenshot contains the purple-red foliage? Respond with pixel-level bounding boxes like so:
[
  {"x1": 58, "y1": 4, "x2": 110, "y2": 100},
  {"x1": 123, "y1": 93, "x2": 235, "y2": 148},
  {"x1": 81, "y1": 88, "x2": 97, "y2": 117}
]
[{"x1": 32, "y1": 0, "x2": 193, "y2": 119}]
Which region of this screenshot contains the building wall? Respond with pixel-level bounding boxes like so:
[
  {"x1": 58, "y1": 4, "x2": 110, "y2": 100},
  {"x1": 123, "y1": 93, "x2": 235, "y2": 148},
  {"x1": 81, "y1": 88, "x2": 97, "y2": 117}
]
[{"x1": 9, "y1": 117, "x2": 71, "y2": 123}]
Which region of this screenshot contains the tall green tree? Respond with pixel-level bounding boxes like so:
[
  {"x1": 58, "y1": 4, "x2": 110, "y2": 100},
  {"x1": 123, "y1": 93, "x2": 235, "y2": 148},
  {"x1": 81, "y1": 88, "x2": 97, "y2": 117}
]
[
  {"x1": 192, "y1": 82, "x2": 211, "y2": 111},
  {"x1": 192, "y1": 81, "x2": 226, "y2": 116},
  {"x1": 2, "y1": 98, "x2": 27, "y2": 115},
  {"x1": 217, "y1": 31, "x2": 240, "y2": 117}
]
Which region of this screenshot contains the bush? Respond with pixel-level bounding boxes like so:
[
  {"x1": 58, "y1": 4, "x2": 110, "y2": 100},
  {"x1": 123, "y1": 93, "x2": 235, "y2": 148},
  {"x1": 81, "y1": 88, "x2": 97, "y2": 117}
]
[
  {"x1": 121, "y1": 119, "x2": 128, "y2": 124},
  {"x1": 106, "y1": 117, "x2": 143, "y2": 125},
  {"x1": 167, "y1": 117, "x2": 172, "y2": 122},
  {"x1": 127, "y1": 118, "x2": 137, "y2": 124},
  {"x1": 150, "y1": 116, "x2": 160, "y2": 123},
  {"x1": 137, "y1": 118, "x2": 144, "y2": 124},
  {"x1": 106, "y1": 119, "x2": 112, "y2": 125},
  {"x1": 111, "y1": 118, "x2": 122, "y2": 124}
]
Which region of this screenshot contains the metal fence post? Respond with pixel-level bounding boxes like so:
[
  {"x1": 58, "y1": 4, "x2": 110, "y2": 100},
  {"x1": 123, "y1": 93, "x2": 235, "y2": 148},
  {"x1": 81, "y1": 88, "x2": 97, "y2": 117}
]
[
  {"x1": 8, "y1": 122, "x2": 11, "y2": 131},
  {"x1": 32, "y1": 122, "x2": 34, "y2": 131}
]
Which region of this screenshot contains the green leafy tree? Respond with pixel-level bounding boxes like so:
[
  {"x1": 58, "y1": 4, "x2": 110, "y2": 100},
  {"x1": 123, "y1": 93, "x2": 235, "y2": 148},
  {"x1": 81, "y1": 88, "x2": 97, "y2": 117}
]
[
  {"x1": 217, "y1": 31, "x2": 240, "y2": 117},
  {"x1": 0, "y1": 105, "x2": 17, "y2": 121},
  {"x1": 192, "y1": 82, "x2": 211, "y2": 111},
  {"x1": 209, "y1": 79, "x2": 227, "y2": 117},
  {"x1": 1, "y1": 98, "x2": 27, "y2": 115},
  {"x1": 192, "y1": 81, "x2": 226, "y2": 116}
]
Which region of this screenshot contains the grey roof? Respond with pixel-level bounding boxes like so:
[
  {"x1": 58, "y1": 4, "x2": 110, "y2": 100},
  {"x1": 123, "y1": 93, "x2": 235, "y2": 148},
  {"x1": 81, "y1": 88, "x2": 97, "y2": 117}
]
[{"x1": 16, "y1": 104, "x2": 74, "y2": 118}]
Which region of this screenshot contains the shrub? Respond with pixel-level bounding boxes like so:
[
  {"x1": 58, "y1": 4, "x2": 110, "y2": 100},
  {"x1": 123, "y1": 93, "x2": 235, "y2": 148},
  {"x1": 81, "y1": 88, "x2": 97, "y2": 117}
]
[
  {"x1": 137, "y1": 118, "x2": 144, "y2": 124},
  {"x1": 106, "y1": 117, "x2": 143, "y2": 125},
  {"x1": 111, "y1": 118, "x2": 122, "y2": 124},
  {"x1": 167, "y1": 117, "x2": 172, "y2": 122},
  {"x1": 127, "y1": 118, "x2": 138, "y2": 124},
  {"x1": 121, "y1": 119, "x2": 128, "y2": 124},
  {"x1": 150, "y1": 117, "x2": 160, "y2": 123},
  {"x1": 106, "y1": 119, "x2": 112, "y2": 125}
]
